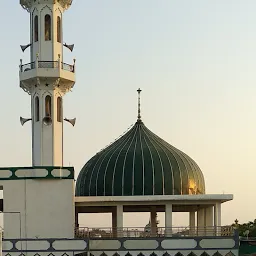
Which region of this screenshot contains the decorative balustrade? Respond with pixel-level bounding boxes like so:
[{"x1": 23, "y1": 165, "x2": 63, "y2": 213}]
[
  {"x1": 20, "y1": 60, "x2": 75, "y2": 73},
  {"x1": 38, "y1": 61, "x2": 59, "y2": 69},
  {"x1": 75, "y1": 226, "x2": 235, "y2": 238},
  {"x1": 20, "y1": 62, "x2": 35, "y2": 72},
  {"x1": 62, "y1": 62, "x2": 75, "y2": 72}
]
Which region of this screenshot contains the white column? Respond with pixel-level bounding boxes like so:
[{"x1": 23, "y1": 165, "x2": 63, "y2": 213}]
[
  {"x1": 165, "y1": 204, "x2": 172, "y2": 237},
  {"x1": 189, "y1": 212, "x2": 196, "y2": 235},
  {"x1": 0, "y1": 227, "x2": 2, "y2": 256},
  {"x1": 116, "y1": 204, "x2": 123, "y2": 237},
  {"x1": 150, "y1": 206, "x2": 157, "y2": 237},
  {"x1": 205, "y1": 206, "x2": 214, "y2": 235},
  {"x1": 214, "y1": 203, "x2": 221, "y2": 235},
  {"x1": 197, "y1": 208, "x2": 205, "y2": 235}
]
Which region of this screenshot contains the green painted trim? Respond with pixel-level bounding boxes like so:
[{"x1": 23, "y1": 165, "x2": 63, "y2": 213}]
[{"x1": 0, "y1": 166, "x2": 74, "y2": 180}]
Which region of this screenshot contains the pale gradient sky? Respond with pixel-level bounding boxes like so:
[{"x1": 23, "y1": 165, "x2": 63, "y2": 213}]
[{"x1": 0, "y1": 0, "x2": 255, "y2": 228}]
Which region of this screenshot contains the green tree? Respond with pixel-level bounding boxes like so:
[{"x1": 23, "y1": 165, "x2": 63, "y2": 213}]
[{"x1": 232, "y1": 219, "x2": 256, "y2": 237}]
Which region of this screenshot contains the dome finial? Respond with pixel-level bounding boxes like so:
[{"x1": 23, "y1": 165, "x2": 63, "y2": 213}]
[{"x1": 137, "y1": 88, "x2": 142, "y2": 121}]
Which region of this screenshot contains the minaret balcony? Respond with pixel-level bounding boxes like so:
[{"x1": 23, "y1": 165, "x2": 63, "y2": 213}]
[{"x1": 19, "y1": 59, "x2": 76, "y2": 85}]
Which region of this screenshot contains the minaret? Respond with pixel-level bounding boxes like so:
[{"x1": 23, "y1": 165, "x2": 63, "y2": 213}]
[{"x1": 19, "y1": 0, "x2": 76, "y2": 166}]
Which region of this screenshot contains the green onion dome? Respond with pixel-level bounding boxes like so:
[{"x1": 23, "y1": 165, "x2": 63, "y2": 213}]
[{"x1": 75, "y1": 119, "x2": 205, "y2": 197}]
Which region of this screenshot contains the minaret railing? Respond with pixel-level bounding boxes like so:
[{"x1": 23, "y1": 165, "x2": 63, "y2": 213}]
[
  {"x1": 20, "y1": 61, "x2": 75, "y2": 73},
  {"x1": 38, "y1": 61, "x2": 59, "y2": 69}
]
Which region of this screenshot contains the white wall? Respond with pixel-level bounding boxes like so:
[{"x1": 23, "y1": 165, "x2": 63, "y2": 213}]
[
  {"x1": 30, "y1": 3, "x2": 64, "y2": 63},
  {"x1": 2, "y1": 178, "x2": 74, "y2": 239},
  {"x1": 32, "y1": 86, "x2": 64, "y2": 166}
]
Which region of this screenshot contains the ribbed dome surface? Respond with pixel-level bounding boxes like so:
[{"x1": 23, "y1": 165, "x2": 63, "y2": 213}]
[{"x1": 76, "y1": 120, "x2": 205, "y2": 196}]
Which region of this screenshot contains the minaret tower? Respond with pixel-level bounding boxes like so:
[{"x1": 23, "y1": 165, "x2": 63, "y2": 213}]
[{"x1": 19, "y1": 0, "x2": 76, "y2": 166}]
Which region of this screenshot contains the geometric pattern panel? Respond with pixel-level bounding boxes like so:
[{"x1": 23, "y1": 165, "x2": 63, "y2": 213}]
[
  {"x1": 213, "y1": 253, "x2": 222, "y2": 256},
  {"x1": 201, "y1": 253, "x2": 210, "y2": 256},
  {"x1": 0, "y1": 166, "x2": 74, "y2": 180},
  {"x1": 175, "y1": 253, "x2": 184, "y2": 256},
  {"x1": 225, "y1": 252, "x2": 235, "y2": 256},
  {"x1": 188, "y1": 253, "x2": 197, "y2": 256},
  {"x1": 2, "y1": 237, "x2": 239, "y2": 253},
  {"x1": 2, "y1": 250, "x2": 240, "y2": 256}
]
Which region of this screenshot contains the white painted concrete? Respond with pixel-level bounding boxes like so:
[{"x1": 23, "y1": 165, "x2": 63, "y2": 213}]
[
  {"x1": 199, "y1": 238, "x2": 235, "y2": 248},
  {"x1": 1, "y1": 179, "x2": 75, "y2": 239},
  {"x1": 75, "y1": 194, "x2": 233, "y2": 205},
  {"x1": 116, "y1": 205, "x2": 123, "y2": 237},
  {"x1": 89, "y1": 240, "x2": 121, "y2": 250},
  {"x1": 189, "y1": 211, "x2": 196, "y2": 235},
  {"x1": 52, "y1": 240, "x2": 87, "y2": 250},
  {"x1": 205, "y1": 206, "x2": 214, "y2": 235},
  {"x1": 161, "y1": 239, "x2": 197, "y2": 249},
  {"x1": 165, "y1": 204, "x2": 172, "y2": 236},
  {"x1": 0, "y1": 170, "x2": 12, "y2": 179},
  {"x1": 123, "y1": 240, "x2": 159, "y2": 250},
  {"x1": 197, "y1": 208, "x2": 205, "y2": 235},
  {"x1": 214, "y1": 203, "x2": 222, "y2": 235},
  {"x1": 28, "y1": 3, "x2": 65, "y2": 63}
]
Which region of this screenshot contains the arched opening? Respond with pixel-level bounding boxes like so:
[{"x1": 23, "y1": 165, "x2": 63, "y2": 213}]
[
  {"x1": 45, "y1": 95, "x2": 52, "y2": 117},
  {"x1": 45, "y1": 14, "x2": 51, "y2": 41},
  {"x1": 35, "y1": 96, "x2": 39, "y2": 122},
  {"x1": 57, "y1": 97, "x2": 62, "y2": 122},
  {"x1": 34, "y1": 15, "x2": 38, "y2": 42},
  {"x1": 57, "y1": 16, "x2": 61, "y2": 43}
]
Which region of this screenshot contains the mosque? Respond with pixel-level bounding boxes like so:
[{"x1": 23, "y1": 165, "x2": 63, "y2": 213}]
[{"x1": 0, "y1": 1, "x2": 239, "y2": 256}]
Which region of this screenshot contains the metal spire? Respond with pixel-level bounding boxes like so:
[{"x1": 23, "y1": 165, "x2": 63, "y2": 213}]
[{"x1": 137, "y1": 88, "x2": 142, "y2": 122}]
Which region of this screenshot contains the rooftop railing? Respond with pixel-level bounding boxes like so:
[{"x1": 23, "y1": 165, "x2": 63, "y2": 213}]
[
  {"x1": 75, "y1": 226, "x2": 235, "y2": 238},
  {"x1": 20, "y1": 60, "x2": 75, "y2": 73}
]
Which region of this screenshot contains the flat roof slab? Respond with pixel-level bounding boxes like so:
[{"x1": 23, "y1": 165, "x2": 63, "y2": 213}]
[{"x1": 75, "y1": 194, "x2": 233, "y2": 213}]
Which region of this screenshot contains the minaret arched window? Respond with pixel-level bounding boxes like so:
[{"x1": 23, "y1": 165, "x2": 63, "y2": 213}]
[
  {"x1": 57, "y1": 16, "x2": 61, "y2": 43},
  {"x1": 45, "y1": 14, "x2": 52, "y2": 41},
  {"x1": 35, "y1": 96, "x2": 40, "y2": 122},
  {"x1": 45, "y1": 95, "x2": 52, "y2": 117},
  {"x1": 34, "y1": 15, "x2": 38, "y2": 42},
  {"x1": 57, "y1": 97, "x2": 62, "y2": 122}
]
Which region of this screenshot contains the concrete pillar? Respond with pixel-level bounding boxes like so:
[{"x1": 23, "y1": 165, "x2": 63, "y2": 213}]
[
  {"x1": 214, "y1": 203, "x2": 221, "y2": 235},
  {"x1": 116, "y1": 204, "x2": 123, "y2": 237},
  {"x1": 197, "y1": 208, "x2": 205, "y2": 236},
  {"x1": 205, "y1": 206, "x2": 214, "y2": 236},
  {"x1": 112, "y1": 207, "x2": 117, "y2": 237},
  {"x1": 165, "y1": 204, "x2": 172, "y2": 237},
  {"x1": 189, "y1": 211, "x2": 196, "y2": 235},
  {"x1": 150, "y1": 206, "x2": 157, "y2": 237}
]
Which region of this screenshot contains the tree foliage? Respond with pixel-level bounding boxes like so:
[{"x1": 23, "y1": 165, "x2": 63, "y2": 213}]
[{"x1": 232, "y1": 219, "x2": 256, "y2": 237}]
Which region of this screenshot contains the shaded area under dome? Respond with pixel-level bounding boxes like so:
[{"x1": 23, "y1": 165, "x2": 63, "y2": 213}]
[{"x1": 75, "y1": 120, "x2": 205, "y2": 197}]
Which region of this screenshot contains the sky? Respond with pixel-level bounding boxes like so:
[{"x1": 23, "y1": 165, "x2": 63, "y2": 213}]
[{"x1": 1, "y1": 0, "x2": 256, "y2": 228}]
